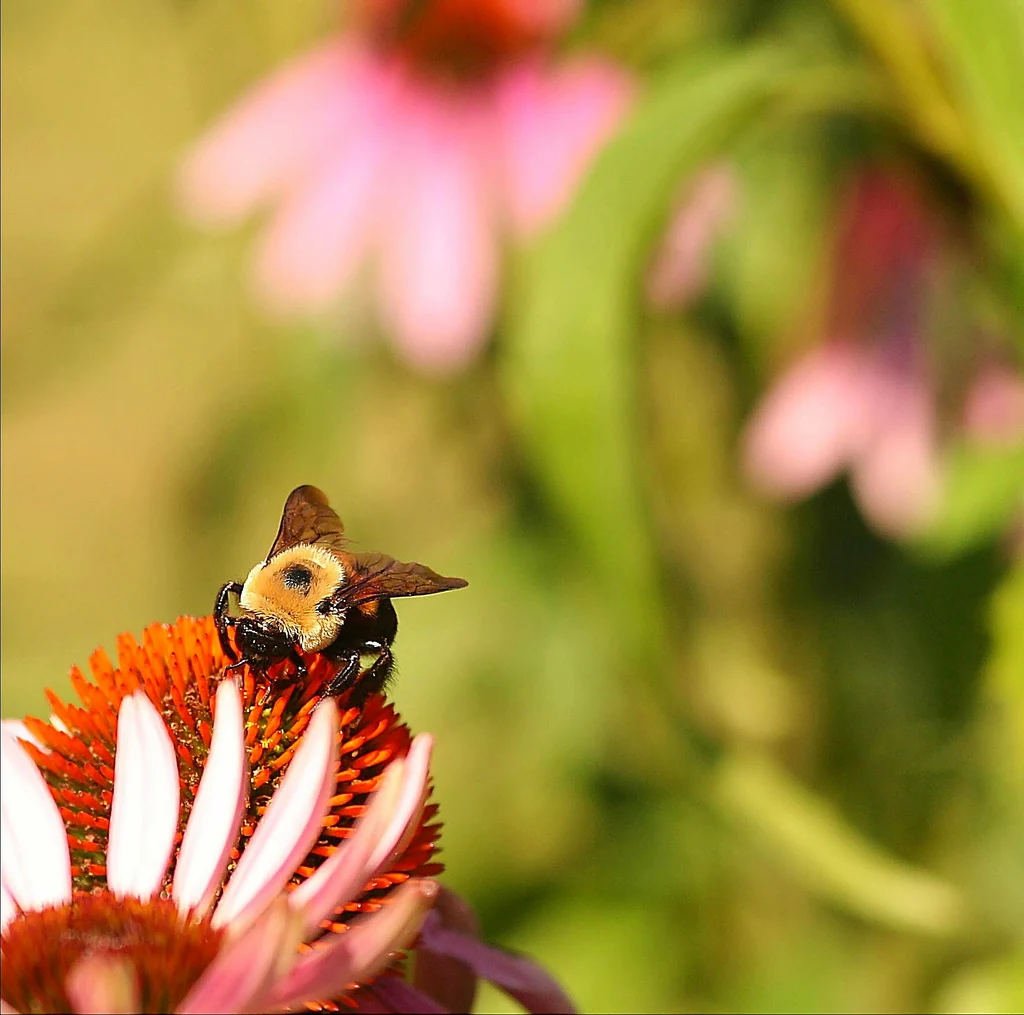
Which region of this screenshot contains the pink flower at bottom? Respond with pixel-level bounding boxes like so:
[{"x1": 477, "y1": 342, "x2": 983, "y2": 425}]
[{"x1": 178, "y1": 38, "x2": 632, "y2": 372}]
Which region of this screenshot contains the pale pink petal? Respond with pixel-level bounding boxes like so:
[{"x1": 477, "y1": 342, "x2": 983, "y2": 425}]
[
  {"x1": 961, "y1": 363, "x2": 1024, "y2": 446},
  {"x1": 256, "y1": 879, "x2": 438, "y2": 1012},
  {"x1": 0, "y1": 726, "x2": 72, "y2": 912},
  {"x1": 177, "y1": 898, "x2": 300, "y2": 1015},
  {"x1": 366, "y1": 733, "x2": 433, "y2": 875},
  {"x1": 647, "y1": 164, "x2": 738, "y2": 311},
  {"x1": 178, "y1": 40, "x2": 363, "y2": 225},
  {"x1": 289, "y1": 734, "x2": 433, "y2": 935},
  {"x1": 212, "y1": 699, "x2": 338, "y2": 931},
  {"x1": 495, "y1": 58, "x2": 635, "y2": 236},
  {"x1": 1, "y1": 1002, "x2": 21, "y2": 1014},
  {"x1": 376, "y1": 86, "x2": 498, "y2": 372},
  {"x1": 851, "y1": 367, "x2": 943, "y2": 537},
  {"x1": 1, "y1": 721, "x2": 45, "y2": 751},
  {"x1": 172, "y1": 680, "x2": 247, "y2": 916},
  {"x1": 417, "y1": 908, "x2": 577, "y2": 1014},
  {"x1": 106, "y1": 694, "x2": 180, "y2": 899},
  {"x1": 1, "y1": 879, "x2": 17, "y2": 933},
  {"x1": 65, "y1": 954, "x2": 139, "y2": 1015},
  {"x1": 742, "y1": 341, "x2": 881, "y2": 500},
  {"x1": 251, "y1": 56, "x2": 403, "y2": 314}
]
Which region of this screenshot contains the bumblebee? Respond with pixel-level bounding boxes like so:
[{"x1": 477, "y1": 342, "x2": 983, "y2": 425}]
[{"x1": 214, "y1": 485, "x2": 467, "y2": 698}]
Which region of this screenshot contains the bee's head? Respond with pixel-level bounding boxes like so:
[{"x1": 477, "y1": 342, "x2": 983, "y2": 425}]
[{"x1": 239, "y1": 544, "x2": 346, "y2": 653}]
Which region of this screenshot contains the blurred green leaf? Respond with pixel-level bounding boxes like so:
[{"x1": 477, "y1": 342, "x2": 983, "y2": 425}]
[
  {"x1": 920, "y1": 0, "x2": 1024, "y2": 230},
  {"x1": 917, "y1": 442, "x2": 1024, "y2": 558},
  {"x1": 505, "y1": 44, "x2": 834, "y2": 657},
  {"x1": 715, "y1": 750, "x2": 968, "y2": 938}
]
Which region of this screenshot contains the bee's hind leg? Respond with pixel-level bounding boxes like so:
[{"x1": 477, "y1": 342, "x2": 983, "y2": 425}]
[
  {"x1": 357, "y1": 642, "x2": 395, "y2": 699},
  {"x1": 324, "y1": 649, "x2": 362, "y2": 699}
]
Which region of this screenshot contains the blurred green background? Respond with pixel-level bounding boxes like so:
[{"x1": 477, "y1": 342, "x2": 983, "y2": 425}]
[{"x1": 2, "y1": 2, "x2": 1023, "y2": 1013}]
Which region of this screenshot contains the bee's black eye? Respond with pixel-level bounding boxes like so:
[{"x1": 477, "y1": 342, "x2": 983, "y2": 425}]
[
  {"x1": 316, "y1": 600, "x2": 333, "y2": 616},
  {"x1": 282, "y1": 565, "x2": 313, "y2": 594}
]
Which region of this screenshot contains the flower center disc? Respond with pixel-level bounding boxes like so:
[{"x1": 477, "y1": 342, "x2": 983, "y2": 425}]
[{"x1": 0, "y1": 894, "x2": 223, "y2": 1014}]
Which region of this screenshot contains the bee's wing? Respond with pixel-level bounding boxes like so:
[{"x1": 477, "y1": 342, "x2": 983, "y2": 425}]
[
  {"x1": 335, "y1": 551, "x2": 468, "y2": 605},
  {"x1": 267, "y1": 485, "x2": 347, "y2": 557}
]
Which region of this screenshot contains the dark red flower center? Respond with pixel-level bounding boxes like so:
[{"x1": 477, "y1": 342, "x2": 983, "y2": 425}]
[
  {"x1": 1, "y1": 894, "x2": 222, "y2": 1014},
  {"x1": 351, "y1": 0, "x2": 576, "y2": 76}
]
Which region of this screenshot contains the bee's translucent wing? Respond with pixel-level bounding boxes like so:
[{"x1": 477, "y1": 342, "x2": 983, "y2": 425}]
[
  {"x1": 335, "y1": 551, "x2": 468, "y2": 604},
  {"x1": 267, "y1": 485, "x2": 347, "y2": 558}
]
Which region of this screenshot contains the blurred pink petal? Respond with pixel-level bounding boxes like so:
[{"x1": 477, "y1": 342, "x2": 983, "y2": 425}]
[
  {"x1": 418, "y1": 904, "x2": 577, "y2": 1015},
  {"x1": 851, "y1": 369, "x2": 942, "y2": 537},
  {"x1": 172, "y1": 679, "x2": 247, "y2": 916},
  {"x1": 0, "y1": 725, "x2": 72, "y2": 913},
  {"x1": 251, "y1": 54, "x2": 403, "y2": 314},
  {"x1": 743, "y1": 341, "x2": 880, "y2": 500},
  {"x1": 290, "y1": 733, "x2": 432, "y2": 936},
  {"x1": 1, "y1": 881, "x2": 15, "y2": 933},
  {"x1": 65, "y1": 954, "x2": 139, "y2": 1015},
  {"x1": 495, "y1": 58, "x2": 635, "y2": 236},
  {"x1": 647, "y1": 164, "x2": 738, "y2": 310},
  {"x1": 179, "y1": 41, "x2": 361, "y2": 225},
  {"x1": 961, "y1": 362, "x2": 1024, "y2": 446},
  {"x1": 106, "y1": 694, "x2": 180, "y2": 899},
  {"x1": 212, "y1": 698, "x2": 338, "y2": 931},
  {"x1": 178, "y1": 898, "x2": 300, "y2": 1015},
  {"x1": 377, "y1": 87, "x2": 499, "y2": 371},
  {"x1": 260, "y1": 879, "x2": 438, "y2": 1011}
]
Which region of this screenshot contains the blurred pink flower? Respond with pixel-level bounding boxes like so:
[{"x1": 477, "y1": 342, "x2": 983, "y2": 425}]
[
  {"x1": 741, "y1": 169, "x2": 1022, "y2": 539},
  {"x1": 2, "y1": 684, "x2": 437, "y2": 1013},
  {"x1": 179, "y1": 1, "x2": 633, "y2": 372}
]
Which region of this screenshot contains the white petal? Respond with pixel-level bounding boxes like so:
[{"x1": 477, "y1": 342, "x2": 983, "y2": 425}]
[
  {"x1": 212, "y1": 699, "x2": 338, "y2": 931},
  {"x1": 106, "y1": 694, "x2": 180, "y2": 899},
  {"x1": 173, "y1": 680, "x2": 247, "y2": 915},
  {"x1": 0, "y1": 726, "x2": 72, "y2": 913}
]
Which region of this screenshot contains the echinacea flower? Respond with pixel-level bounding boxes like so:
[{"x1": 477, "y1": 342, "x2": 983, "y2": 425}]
[
  {"x1": 741, "y1": 168, "x2": 1024, "y2": 539},
  {"x1": 1, "y1": 616, "x2": 576, "y2": 1013},
  {"x1": 178, "y1": 0, "x2": 633, "y2": 372}
]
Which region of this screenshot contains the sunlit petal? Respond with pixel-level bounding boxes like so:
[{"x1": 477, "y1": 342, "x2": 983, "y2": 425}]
[
  {"x1": 106, "y1": 694, "x2": 180, "y2": 899},
  {"x1": 172, "y1": 680, "x2": 248, "y2": 916}
]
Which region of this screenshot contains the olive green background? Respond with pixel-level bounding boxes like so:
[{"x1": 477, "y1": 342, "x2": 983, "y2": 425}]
[{"x1": 3, "y1": 2, "x2": 1023, "y2": 1012}]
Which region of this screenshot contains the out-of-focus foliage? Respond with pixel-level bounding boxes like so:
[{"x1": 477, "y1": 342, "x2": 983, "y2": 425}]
[{"x1": 2, "y1": 2, "x2": 1022, "y2": 1013}]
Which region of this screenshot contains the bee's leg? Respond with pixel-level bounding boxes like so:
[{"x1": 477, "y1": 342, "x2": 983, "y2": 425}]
[
  {"x1": 357, "y1": 641, "x2": 395, "y2": 699},
  {"x1": 287, "y1": 648, "x2": 307, "y2": 684},
  {"x1": 324, "y1": 649, "x2": 362, "y2": 698},
  {"x1": 214, "y1": 582, "x2": 244, "y2": 662}
]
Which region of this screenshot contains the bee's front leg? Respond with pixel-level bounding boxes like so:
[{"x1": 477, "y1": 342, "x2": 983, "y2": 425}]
[{"x1": 214, "y1": 581, "x2": 244, "y2": 662}]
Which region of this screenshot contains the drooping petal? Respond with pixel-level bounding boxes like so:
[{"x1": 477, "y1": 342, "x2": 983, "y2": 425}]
[
  {"x1": 178, "y1": 40, "x2": 363, "y2": 225},
  {"x1": 417, "y1": 907, "x2": 578, "y2": 1015},
  {"x1": 961, "y1": 362, "x2": 1024, "y2": 446},
  {"x1": 376, "y1": 84, "x2": 498, "y2": 372},
  {"x1": 177, "y1": 898, "x2": 301, "y2": 1015},
  {"x1": 0, "y1": 726, "x2": 72, "y2": 913},
  {"x1": 250, "y1": 54, "x2": 403, "y2": 315},
  {"x1": 172, "y1": 680, "x2": 247, "y2": 916},
  {"x1": 412, "y1": 885, "x2": 481, "y2": 1014},
  {"x1": 289, "y1": 733, "x2": 433, "y2": 935},
  {"x1": 257, "y1": 879, "x2": 438, "y2": 1011},
  {"x1": 106, "y1": 694, "x2": 180, "y2": 899},
  {"x1": 363, "y1": 977, "x2": 449, "y2": 1014},
  {"x1": 850, "y1": 365, "x2": 943, "y2": 538},
  {"x1": 65, "y1": 954, "x2": 140, "y2": 1015},
  {"x1": 494, "y1": 58, "x2": 634, "y2": 236},
  {"x1": 742, "y1": 341, "x2": 881, "y2": 500},
  {"x1": 212, "y1": 699, "x2": 339, "y2": 931},
  {"x1": 1, "y1": 720, "x2": 45, "y2": 750}
]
